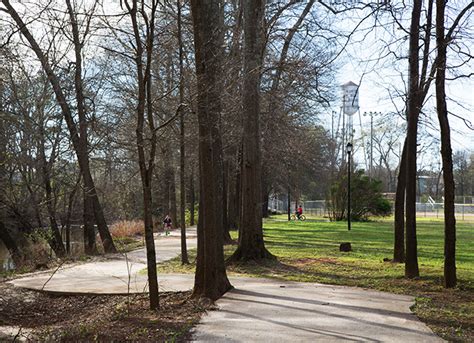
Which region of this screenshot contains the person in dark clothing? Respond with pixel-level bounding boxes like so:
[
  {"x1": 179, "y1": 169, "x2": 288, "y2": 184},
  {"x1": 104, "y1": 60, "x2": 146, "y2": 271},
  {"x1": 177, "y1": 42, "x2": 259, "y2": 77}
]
[{"x1": 163, "y1": 214, "x2": 172, "y2": 230}]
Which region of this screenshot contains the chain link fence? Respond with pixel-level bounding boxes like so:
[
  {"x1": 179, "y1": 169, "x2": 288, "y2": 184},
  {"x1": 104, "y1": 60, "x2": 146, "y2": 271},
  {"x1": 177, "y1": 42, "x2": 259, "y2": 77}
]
[{"x1": 268, "y1": 197, "x2": 474, "y2": 221}]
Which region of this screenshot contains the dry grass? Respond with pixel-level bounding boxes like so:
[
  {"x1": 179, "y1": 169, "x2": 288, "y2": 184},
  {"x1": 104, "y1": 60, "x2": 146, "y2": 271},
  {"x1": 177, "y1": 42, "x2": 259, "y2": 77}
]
[{"x1": 109, "y1": 220, "x2": 144, "y2": 239}]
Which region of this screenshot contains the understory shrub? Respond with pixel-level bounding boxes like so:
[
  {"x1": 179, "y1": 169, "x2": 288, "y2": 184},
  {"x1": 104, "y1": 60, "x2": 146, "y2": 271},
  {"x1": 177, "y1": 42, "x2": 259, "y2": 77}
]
[{"x1": 327, "y1": 170, "x2": 391, "y2": 221}]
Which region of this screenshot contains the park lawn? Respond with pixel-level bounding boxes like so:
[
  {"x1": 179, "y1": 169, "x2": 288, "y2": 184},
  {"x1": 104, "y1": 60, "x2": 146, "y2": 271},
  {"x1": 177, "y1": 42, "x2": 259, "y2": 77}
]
[{"x1": 158, "y1": 216, "x2": 474, "y2": 342}]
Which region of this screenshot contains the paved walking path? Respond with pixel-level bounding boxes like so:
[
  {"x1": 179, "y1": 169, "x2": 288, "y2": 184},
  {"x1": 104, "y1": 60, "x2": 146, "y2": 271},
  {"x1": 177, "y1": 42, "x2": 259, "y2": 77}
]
[
  {"x1": 9, "y1": 229, "x2": 442, "y2": 342},
  {"x1": 10, "y1": 229, "x2": 197, "y2": 294}
]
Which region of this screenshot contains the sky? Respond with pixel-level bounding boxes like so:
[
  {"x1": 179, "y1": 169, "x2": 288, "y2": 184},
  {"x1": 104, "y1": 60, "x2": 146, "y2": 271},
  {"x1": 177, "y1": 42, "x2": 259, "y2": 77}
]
[
  {"x1": 2, "y1": 0, "x2": 472, "y2": 168},
  {"x1": 319, "y1": 1, "x2": 474, "y2": 169}
]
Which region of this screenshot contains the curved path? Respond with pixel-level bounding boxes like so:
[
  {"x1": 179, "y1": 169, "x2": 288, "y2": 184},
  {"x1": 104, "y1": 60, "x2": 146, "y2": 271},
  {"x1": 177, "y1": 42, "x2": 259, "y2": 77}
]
[{"x1": 9, "y1": 229, "x2": 442, "y2": 342}]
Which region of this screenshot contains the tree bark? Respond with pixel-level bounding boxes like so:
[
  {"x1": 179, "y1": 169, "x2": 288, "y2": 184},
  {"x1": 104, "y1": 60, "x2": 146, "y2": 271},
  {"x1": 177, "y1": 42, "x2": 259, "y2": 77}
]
[
  {"x1": 393, "y1": 138, "x2": 407, "y2": 263},
  {"x1": 405, "y1": 0, "x2": 422, "y2": 279},
  {"x1": 177, "y1": 0, "x2": 189, "y2": 264},
  {"x1": 229, "y1": 0, "x2": 273, "y2": 262},
  {"x1": 83, "y1": 188, "x2": 97, "y2": 254},
  {"x1": 190, "y1": 0, "x2": 232, "y2": 301},
  {"x1": 123, "y1": 0, "x2": 160, "y2": 309},
  {"x1": 435, "y1": 0, "x2": 456, "y2": 288}
]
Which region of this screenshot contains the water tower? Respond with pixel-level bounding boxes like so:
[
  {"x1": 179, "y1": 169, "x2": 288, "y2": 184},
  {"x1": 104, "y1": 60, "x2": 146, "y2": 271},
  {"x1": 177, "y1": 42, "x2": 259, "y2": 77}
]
[{"x1": 341, "y1": 81, "x2": 359, "y2": 147}]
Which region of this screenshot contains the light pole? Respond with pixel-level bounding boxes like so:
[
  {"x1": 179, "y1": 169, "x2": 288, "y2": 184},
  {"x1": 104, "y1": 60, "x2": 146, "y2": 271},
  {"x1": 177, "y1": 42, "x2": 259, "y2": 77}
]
[{"x1": 346, "y1": 142, "x2": 353, "y2": 231}]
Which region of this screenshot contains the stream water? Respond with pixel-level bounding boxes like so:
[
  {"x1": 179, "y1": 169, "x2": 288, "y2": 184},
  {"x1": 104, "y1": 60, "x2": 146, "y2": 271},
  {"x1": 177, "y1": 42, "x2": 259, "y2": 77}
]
[
  {"x1": 0, "y1": 227, "x2": 87, "y2": 273},
  {"x1": 0, "y1": 240, "x2": 15, "y2": 273}
]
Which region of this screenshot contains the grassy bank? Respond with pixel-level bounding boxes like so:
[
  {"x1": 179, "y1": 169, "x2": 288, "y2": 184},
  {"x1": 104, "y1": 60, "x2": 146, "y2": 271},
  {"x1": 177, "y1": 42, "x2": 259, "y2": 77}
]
[{"x1": 159, "y1": 215, "x2": 474, "y2": 341}]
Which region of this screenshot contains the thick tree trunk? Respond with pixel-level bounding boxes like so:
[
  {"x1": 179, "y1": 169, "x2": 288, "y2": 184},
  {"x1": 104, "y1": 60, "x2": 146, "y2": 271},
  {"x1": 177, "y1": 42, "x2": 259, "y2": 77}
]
[
  {"x1": 229, "y1": 0, "x2": 272, "y2": 262},
  {"x1": 177, "y1": 0, "x2": 189, "y2": 264},
  {"x1": 191, "y1": 0, "x2": 232, "y2": 301},
  {"x1": 436, "y1": 0, "x2": 456, "y2": 288},
  {"x1": 405, "y1": 0, "x2": 422, "y2": 279},
  {"x1": 393, "y1": 138, "x2": 407, "y2": 263}
]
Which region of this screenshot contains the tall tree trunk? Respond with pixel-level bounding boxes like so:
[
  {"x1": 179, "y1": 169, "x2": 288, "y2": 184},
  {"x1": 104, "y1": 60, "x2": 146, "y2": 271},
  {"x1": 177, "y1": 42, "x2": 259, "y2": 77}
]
[
  {"x1": 405, "y1": 0, "x2": 422, "y2": 279},
  {"x1": 177, "y1": 0, "x2": 189, "y2": 264},
  {"x1": 393, "y1": 138, "x2": 407, "y2": 263},
  {"x1": 436, "y1": 0, "x2": 456, "y2": 288},
  {"x1": 190, "y1": 0, "x2": 232, "y2": 301},
  {"x1": 123, "y1": 0, "x2": 160, "y2": 310},
  {"x1": 3, "y1": 0, "x2": 116, "y2": 253},
  {"x1": 229, "y1": 0, "x2": 272, "y2": 262}
]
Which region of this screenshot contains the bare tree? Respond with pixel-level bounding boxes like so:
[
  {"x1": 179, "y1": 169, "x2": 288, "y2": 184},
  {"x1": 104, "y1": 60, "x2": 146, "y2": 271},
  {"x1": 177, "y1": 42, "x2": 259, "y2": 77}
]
[
  {"x1": 122, "y1": 0, "x2": 160, "y2": 309},
  {"x1": 435, "y1": 0, "x2": 474, "y2": 288},
  {"x1": 404, "y1": 0, "x2": 424, "y2": 279},
  {"x1": 190, "y1": 0, "x2": 232, "y2": 301},
  {"x1": 1, "y1": 0, "x2": 117, "y2": 253}
]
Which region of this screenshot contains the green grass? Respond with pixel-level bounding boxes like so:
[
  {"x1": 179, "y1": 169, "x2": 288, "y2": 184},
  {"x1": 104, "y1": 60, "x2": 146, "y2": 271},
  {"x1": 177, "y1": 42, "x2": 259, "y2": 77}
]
[{"x1": 159, "y1": 215, "x2": 474, "y2": 341}]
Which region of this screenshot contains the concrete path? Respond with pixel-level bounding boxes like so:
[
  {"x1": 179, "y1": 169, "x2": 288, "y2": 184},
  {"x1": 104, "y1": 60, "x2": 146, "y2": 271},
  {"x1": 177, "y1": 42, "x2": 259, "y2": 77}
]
[
  {"x1": 9, "y1": 229, "x2": 442, "y2": 342},
  {"x1": 9, "y1": 229, "x2": 197, "y2": 294},
  {"x1": 191, "y1": 278, "x2": 442, "y2": 342}
]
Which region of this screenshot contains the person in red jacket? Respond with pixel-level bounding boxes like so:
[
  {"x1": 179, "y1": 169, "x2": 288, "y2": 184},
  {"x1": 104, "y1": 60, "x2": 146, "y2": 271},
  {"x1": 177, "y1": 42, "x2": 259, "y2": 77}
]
[{"x1": 296, "y1": 205, "x2": 303, "y2": 219}]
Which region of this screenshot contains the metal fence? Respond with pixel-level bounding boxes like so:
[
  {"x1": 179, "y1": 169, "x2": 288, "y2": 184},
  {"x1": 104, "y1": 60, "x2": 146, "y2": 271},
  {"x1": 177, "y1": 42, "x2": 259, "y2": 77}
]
[{"x1": 268, "y1": 197, "x2": 474, "y2": 220}]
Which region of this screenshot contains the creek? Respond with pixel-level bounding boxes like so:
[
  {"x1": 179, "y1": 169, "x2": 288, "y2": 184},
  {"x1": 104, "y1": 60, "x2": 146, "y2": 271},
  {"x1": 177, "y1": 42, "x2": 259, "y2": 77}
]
[{"x1": 0, "y1": 240, "x2": 15, "y2": 272}]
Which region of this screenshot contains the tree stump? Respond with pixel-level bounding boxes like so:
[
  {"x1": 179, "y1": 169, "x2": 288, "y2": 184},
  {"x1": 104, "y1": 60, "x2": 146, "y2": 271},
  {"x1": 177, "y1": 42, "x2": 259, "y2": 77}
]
[{"x1": 339, "y1": 242, "x2": 352, "y2": 252}]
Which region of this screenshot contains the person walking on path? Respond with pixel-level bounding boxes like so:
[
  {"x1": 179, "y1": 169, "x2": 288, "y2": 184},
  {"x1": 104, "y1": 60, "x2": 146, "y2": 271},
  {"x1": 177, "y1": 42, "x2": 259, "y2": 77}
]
[{"x1": 163, "y1": 214, "x2": 172, "y2": 234}]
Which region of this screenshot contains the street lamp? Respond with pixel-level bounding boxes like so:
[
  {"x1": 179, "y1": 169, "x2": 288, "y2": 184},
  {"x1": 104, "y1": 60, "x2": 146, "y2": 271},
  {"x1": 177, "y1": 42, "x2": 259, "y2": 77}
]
[{"x1": 346, "y1": 142, "x2": 353, "y2": 231}]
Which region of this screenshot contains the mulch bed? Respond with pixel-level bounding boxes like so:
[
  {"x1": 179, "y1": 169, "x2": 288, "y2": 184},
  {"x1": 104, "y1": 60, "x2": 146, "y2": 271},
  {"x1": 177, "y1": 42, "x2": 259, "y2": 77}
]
[{"x1": 0, "y1": 282, "x2": 206, "y2": 342}]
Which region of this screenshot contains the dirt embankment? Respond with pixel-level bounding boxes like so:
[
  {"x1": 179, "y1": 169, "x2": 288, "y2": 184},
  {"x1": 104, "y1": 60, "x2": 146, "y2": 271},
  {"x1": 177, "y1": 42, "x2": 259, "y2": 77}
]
[{"x1": 0, "y1": 282, "x2": 205, "y2": 342}]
